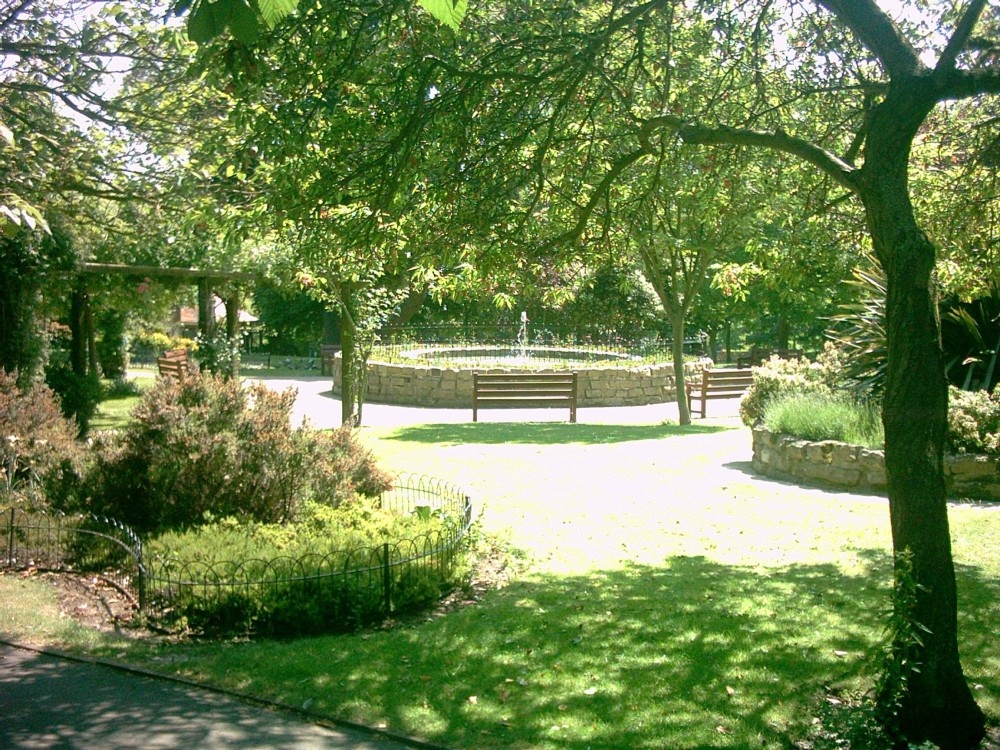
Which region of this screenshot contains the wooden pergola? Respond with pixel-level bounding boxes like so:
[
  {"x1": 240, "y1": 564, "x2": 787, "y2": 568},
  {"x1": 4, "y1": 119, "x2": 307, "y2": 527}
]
[{"x1": 73, "y1": 263, "x2": 255, "y2": 377}]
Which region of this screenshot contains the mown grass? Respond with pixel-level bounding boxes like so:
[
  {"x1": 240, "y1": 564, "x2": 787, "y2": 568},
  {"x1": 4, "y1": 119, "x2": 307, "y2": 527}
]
[{"x1": 3, "y1": 417, "x2": 998, "y2": 749}]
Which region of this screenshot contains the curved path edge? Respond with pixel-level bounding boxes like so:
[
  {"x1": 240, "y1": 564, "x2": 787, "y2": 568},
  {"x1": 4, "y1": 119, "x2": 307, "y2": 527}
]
[{"x1": 0, "y1": 637, "x2": 445, "y2": 750}]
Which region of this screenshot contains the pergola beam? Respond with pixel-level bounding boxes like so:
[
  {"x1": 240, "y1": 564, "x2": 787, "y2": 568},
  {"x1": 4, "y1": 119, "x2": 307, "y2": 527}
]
[{"x1": 79, "y1": 263, "x2": 255, "y2": 282}]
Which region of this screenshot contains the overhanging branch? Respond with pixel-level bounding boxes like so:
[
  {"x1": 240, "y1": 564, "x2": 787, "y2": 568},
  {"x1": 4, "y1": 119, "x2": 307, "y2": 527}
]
[
  {"x1": 815, "y1": 0, "x2": 923, "y2": 78},
  {"x1": 936, "y1": 0, "x2": 990, "y2": 73},
  {"x1": 645, "y1": 115, "x2": 862, "y2": 193}
]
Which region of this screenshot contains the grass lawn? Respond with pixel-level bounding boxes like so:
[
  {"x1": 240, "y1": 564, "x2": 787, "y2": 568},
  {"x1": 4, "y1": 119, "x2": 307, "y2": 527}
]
[{"x1": 3, "y1": 418, "x2": 998, "y2": 748}]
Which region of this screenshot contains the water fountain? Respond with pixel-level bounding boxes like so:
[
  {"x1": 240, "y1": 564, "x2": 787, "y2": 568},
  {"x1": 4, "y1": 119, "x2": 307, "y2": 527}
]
[
  {"x1": 329, "y1": 317, "x2": 696, "y2": 408},
  {"x1": 513, "y1": 311, "x2": 530, "y2": 362}
]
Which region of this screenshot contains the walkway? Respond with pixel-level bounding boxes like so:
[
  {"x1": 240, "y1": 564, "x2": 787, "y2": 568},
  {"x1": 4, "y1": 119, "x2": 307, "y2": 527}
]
[
  {"x1": 246, "y1": 374, "x2": 744, "y2": 428},
  {"x1": 0, "y1": 642, "x2": 436, "y2": 749}
]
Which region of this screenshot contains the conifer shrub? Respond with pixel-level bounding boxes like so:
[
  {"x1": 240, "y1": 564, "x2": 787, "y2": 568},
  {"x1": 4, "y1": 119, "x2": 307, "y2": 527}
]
[{"x1": 146, "y1": 500, "x2": 462, "y2": 636}]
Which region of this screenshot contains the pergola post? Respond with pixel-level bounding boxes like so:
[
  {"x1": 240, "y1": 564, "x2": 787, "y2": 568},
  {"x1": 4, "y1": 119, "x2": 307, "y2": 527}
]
[{"x1": 197, "y1": 278, "x2": 216, "y2": 342}]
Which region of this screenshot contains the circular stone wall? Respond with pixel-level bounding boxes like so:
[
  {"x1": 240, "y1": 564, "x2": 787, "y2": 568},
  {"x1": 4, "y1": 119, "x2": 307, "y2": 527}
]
[
  {"x1": 752, "y1": 426, "x2": 1000, "y2": 501},
  {"x1": 331, "y1": 352, "x2": 702, "y2": 408}
]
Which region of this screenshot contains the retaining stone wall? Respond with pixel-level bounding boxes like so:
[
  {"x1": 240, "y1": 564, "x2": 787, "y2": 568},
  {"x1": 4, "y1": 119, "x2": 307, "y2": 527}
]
[
  {"x1": 332, "y1": 355, "x2": 702, "y2": 408},
  {"x1": 751, "y1": 426, "x2": 1000, "y2": 501}
]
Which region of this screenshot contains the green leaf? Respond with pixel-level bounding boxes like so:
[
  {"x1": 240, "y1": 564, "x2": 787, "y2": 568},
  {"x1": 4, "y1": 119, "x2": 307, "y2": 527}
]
[
  {"x1": 256, "y1": 0, "x2": 297, "y2": 28},
  {"x1": 418, "y1": 0, "x2": 466, "y2": 30},
  {"x1": 188, "y1": 1, "x2": 224, "y2": 44},
  {"x1": 228, "y1": 1, "x2": 261, "y2": 44}
]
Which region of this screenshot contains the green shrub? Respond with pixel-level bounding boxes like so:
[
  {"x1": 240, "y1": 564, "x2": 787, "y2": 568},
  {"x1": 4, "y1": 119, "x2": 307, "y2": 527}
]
[
  {"x1": 0, "y1": 369, "x2": 85, "y2": 509},
  {"x1": 146, "y1": 499, "x2": 462, "y2": 636},
  {"x1": 43, "y1": 363, "x2": 103, "y2": 436},
  {"x1": 946, "y1": 386, "x2": 1000, "y2": 455},
  {"x1": 82, "y1": 374, "x2": 391, "y2": 535},
  {"x1": 763, "y1": 392, "x2": 884, "y2": 449}
]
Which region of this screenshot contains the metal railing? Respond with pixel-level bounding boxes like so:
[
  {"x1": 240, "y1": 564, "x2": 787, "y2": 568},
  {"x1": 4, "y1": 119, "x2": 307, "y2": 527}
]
[
  {"x1": 370, "y1": 323, "x2": 688, "y2": 365},
  {"x1": 1, "y1": 506, "x2": 143, "y2": 606},
  {"x1": 2, "y1": 475, "x2": 473, "y2": 636}
]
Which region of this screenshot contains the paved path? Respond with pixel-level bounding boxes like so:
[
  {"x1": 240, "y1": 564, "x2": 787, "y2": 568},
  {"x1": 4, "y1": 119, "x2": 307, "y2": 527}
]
[
  {"x1": 246, "y1": 374, "x2": 744, "y2": 429},
  {"x1": 0, "y1": 643, "x2": 431, "y2": 749}
]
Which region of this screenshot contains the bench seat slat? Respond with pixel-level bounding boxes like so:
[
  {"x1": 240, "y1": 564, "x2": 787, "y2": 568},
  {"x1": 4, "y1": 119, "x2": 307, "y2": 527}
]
[{"x1": 473, "y1": 371, "x2": 578, "y2": 423}]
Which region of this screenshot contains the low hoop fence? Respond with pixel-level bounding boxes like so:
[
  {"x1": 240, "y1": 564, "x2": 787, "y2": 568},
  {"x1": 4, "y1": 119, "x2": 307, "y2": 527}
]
[
  {"x1": 143, "y1": 474, "x2": 473, "y2": 635},
  {"x1": 2, "y1": 475, "x2": 473, "y2": 637},
  {"x1": 1, "y1": 506, "x2": 143, "y2": 606},
  {"x1": 372, "y1": 323, "x2": 680, "y2": 364}
]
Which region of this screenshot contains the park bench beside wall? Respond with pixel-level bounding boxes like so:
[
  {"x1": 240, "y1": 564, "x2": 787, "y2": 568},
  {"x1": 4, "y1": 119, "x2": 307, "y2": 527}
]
[
  {"x1": 472, "y1": 371, "x2": 578, "y2": 422},
  {"x1": 686, "y1": 368, "x2": 753, "y2": 418}
]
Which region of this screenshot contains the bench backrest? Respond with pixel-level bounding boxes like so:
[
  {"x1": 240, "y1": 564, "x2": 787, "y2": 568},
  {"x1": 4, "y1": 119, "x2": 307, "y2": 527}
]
[
  {"x1": 472, "y1": 371, "x2": 578, "y2": 422},
  {"x1": 701, "y1": 369, "x2": 754, "y2": 389},
  {"x1": 157, "y1": 349, "x2": 190, "y2": 380}
]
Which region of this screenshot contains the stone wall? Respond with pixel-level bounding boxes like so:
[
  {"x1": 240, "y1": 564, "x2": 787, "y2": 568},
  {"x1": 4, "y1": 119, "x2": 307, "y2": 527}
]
[
  {"x1": 332, "y1": 354, "x2": 701, "y2": 408},
  {"x1": 751, "y1": 426, "x2": 1000, "y2": 501}
]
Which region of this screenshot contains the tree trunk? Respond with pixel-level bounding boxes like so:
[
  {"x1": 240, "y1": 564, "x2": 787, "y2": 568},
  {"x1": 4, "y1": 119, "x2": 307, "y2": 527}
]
[
  {"x1": 862, "y1": 92, "x2": 985, "y2": 748},
  {"x1": 197, "y1": 279, "x2": 216, "y2": 342},
  {"x1": 339, "y1": 285, "x2": 358, "y2": 427},
  {"x1": 670, "y1": 314, "x2": 691, "y2": 425},
  {"x1": 224, "y1": 295, "x2": 241, "y2": 378},
  {"x1": 69, "y1": 281, "x2": 87, "y2": 377}
]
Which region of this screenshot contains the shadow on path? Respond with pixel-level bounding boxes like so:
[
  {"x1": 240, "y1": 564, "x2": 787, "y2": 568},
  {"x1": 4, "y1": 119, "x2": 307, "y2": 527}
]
[
  {"x1": 380, "y1": 422, "x2": 732, "y2": 446},
  {"x1": 0, "y1": 643, "x2": 426, "y2": 749}
]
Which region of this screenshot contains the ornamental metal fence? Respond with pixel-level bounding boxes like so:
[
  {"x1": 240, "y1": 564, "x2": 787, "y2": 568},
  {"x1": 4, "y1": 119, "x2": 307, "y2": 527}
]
[
  {"x1": 1, "y1": 506, "x2": 143, "y2": 607},
  {"x1": 370, "y1": 323, "x2": 696, "y2": 364},
  {"x1": 1, "y1": 474, "x2": 473, "y2": 636}
]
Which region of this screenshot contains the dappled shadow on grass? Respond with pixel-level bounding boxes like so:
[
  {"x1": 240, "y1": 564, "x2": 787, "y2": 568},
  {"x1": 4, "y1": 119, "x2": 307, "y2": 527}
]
[
  {"x1": 123, "y1": 552, "x2": 1000, "y2": 750},
  {"x1": 380, "y1": 421, "x2": 731, "y2": 446},
  {"x1": 174, "y1": 551, "x2": 997, "y2": 750}
]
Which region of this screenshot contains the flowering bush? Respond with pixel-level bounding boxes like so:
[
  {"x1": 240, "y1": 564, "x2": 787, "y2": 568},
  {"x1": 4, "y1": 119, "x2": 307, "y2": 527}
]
[
  {"x1": 946, "y1": 387, "x2": 1000, "y2": 455},
  {"x1": 0, "y1": 369, "x2": 84, "y2": 508},
  {"x1": 739, "y1": 344, "x2": 847, "y2": 426}
]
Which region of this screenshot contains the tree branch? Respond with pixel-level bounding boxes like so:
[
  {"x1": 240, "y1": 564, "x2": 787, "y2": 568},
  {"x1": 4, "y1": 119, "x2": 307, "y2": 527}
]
[
  {"x1": 646, "y1": 115, "x2": 862, "y2": 193},
  {"x1": 815, "y1": 0, "x2": 924, "y2": 78},
  {"x1": 936, "y1": 0, "x2": 989, "y2": 73},
  {"x1": 933, "y1": 67, "x2": 1000, "y2": 100},
  {"x1": 548, "y1": 146, "x2": 651, "y2": 248}
]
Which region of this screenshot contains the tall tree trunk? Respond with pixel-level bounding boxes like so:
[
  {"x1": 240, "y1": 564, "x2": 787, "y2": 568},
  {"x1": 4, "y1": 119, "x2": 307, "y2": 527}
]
[
  {"x1": 197, "y1": 279, "x2": 216, "y2": 342},
  {"x1": 339, "y1": 285, "x2": 358, "y2": 427},
  {"x1": 84, "y1": 294, "x2": 100, "y2": 378},
  {"x1": 862, "y1": 92, "x2": 985, "y2": 749},
  {"x1": 224, "y1": 295, "x2": 241, "y2": 378},
  {"x1": 670, "y1": 313, "x2": 691, "y2": 425}
]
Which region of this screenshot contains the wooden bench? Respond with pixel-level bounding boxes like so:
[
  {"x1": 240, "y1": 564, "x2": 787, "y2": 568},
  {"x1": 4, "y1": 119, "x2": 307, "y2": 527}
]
[
  {"x1": 473, "y1": 371, "x2": 578, "y2": 423},
  {"x1": 686, "y1": 368, "x2": 754, "y2": 418},
  {"x1": 156, "y1": 349, "x2": 191, "y2": 381}
]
